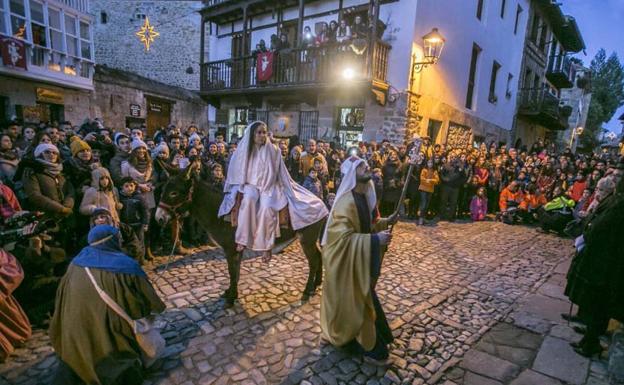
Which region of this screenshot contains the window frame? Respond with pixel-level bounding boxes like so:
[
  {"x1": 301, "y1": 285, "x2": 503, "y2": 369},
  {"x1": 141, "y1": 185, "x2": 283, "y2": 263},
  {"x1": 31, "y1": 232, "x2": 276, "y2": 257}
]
[
  {"x1": 514, "y1": 5, "x2": 523, "y2": 35},
  {"x1": 476, "y1": 0, "x2": 484, "y2": 21},
  {"x1": 500, "y1": 0, "x2": 506, "y2": 18},
  {"x1": 489, "y1": 60, "x2": 501, "y2": 104},
  {"x1": 465, "y1": 43, "x2": 482, "y2": 110},
  {"x1": 9, "y1": 0, "x2": 28, "y2": 41}
]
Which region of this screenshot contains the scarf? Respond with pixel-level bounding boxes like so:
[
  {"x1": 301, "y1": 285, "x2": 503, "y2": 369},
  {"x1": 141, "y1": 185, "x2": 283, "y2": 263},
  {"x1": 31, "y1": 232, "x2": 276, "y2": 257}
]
[
  {"x1": 134, "y1": 157, "x2": 151, "y2": 173},
  {"x1": 0, "y1": 148, "x2": 18, "y2": 161},
  {"x1": 35, "y1": 158, "x2": 63, "y2": 176}
]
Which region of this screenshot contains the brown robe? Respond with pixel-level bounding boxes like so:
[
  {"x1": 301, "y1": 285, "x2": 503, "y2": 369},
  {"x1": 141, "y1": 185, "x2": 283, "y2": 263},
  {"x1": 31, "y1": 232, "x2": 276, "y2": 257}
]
[
  {"x1": 0, "y1": 249, "x2": 32, "y2": 361},
  {"x1": 49, "y1": 265, "x2": 165, "y2": 385}
]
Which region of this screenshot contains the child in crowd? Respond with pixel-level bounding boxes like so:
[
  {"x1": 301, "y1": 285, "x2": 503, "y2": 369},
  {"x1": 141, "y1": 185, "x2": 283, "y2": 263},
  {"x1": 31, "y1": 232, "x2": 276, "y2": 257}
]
[
  {"x1": 303, "y1": 169, "x2": 323, "y2": 200},
  {"x1": 372, "y1": 168, "x2": 384, "y2": 208},
  {"x1": 470, "y1": 186, "x2": 488, "y2": 221},
  {"x1": 79, "y1": 167, "x2": 122, "y2": 224},
  {"x1": 118, "y1": 177, "x2": 150, "y2": 260}
]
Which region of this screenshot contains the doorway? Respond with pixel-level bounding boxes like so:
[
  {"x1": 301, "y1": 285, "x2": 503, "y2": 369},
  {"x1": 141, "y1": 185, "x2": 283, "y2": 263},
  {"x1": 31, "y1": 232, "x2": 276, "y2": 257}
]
[{"x1": 146, "y1": 97, "x2": 171, "y2": 137}]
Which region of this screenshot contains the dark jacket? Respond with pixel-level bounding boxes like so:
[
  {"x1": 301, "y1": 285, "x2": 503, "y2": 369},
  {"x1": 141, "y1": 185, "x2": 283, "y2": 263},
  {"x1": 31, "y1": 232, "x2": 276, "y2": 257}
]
[
  {"x1": 381, "y1": 160, "x2": 404, "y2": 203},
  {"x1": 565, "y1": 193, "x2": 624, "y2": 321},
  {"x1": 118, "y1": 191, "x2": 149, "y2": 227},
  {"x1": 22, "y1": 163, "x2": 75, "y2": 216},
  {"x1": 63, "y1": 158, "x2": 93, "y2": 199},
  {"x1": 440, "y1": 162, "x2": 466, "y2": 189},
  {"x1": 108, "y1": 150, "x2": 130, "y2": 185}
]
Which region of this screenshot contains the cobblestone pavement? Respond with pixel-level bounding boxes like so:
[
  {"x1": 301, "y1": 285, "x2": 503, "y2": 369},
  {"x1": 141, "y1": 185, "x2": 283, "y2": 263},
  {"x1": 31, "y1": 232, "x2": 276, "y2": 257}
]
[{"x1": 1, "y1": 220, "x2": 609, "y2": 385}]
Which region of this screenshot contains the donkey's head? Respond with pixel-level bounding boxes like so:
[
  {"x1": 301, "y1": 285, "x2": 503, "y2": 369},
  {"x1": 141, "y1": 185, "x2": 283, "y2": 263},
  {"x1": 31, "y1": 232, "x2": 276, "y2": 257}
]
[{"x1": 155, "y1": 165, "x2": 196, "y2": 226}]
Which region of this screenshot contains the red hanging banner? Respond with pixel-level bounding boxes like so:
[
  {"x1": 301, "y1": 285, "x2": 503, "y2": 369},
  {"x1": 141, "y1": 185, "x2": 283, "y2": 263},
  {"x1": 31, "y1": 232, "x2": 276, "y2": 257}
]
[
  {"x1": 256, "y1": 51, "x2": 274, "y2": 82},
  {"x1": 0, "y1": 37, "x2": 27, "y2": 70}
]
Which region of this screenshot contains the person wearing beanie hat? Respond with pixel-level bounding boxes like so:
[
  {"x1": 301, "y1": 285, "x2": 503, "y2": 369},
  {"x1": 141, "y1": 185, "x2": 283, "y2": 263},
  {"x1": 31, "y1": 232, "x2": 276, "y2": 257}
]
[
  {"x1": 23, "y1": 142, "x2": 74, "y2": 220},
  {"x1": 152, "y1": 141, "x2": 170, "y2": 160},
  {"x1": 121, "y1": 138, "x2": 156, "y2": 259},
  {"x1": 113, "y1": 132, "x2": 130, "y2": 147},
  {"x1": 70, "y1": 136, "x2": 91, "y2": 158},
  {"x1": 33, "y1": 143, "x2": 59, "y2": 158},
  {"x1": 130, "y1": 138, "x2": 148, "y2": 152},
  {"x1": 189, "y1": 132, "x2": 202, "y2": 151},
  {"x1": 49, "y1": 224, "x2": 165, "y2": 385}
]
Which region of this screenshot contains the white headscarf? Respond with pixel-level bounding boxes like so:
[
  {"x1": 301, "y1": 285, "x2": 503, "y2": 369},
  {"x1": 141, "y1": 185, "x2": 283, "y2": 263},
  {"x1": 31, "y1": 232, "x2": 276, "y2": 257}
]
[
  {"x1": 321, "y1": 155, "x2": 376, "y2": 245},
  {"x1": 222, "y1": 121, "x2": 264, "y2": 192}
]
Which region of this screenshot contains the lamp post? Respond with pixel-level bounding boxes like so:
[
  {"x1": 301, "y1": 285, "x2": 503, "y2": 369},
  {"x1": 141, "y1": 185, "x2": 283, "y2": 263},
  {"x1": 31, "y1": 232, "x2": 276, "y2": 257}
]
[{"x1": 412, "y1": 27, "x2": 446, "y2": 73}]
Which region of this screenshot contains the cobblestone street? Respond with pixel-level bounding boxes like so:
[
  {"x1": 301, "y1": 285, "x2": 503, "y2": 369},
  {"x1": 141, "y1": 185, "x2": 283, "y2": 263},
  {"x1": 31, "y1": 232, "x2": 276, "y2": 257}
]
[{"x1": 0, "y1": 221, "x2": 612, "y2": 385}]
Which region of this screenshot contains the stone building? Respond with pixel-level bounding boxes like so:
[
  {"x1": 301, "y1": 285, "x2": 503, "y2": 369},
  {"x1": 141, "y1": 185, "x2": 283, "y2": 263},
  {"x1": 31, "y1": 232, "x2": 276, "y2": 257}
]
[
  {"x1": 199, "y1": 0, "x2": 534, "y2": 149},
  {"x1": 90, "y1": 0, "x2": 204, "y2": 90},
  {"x1": 92, "y1": 66, "x2": 208, "y2": 132},
  {"x1": 0, "y1": 0, "x2": 95, "y2": 125}
]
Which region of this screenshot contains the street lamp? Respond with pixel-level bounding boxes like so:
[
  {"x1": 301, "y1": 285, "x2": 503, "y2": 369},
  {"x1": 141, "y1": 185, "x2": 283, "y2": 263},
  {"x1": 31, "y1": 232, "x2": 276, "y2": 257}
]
[
  {"x1": 413, "y1": 27, "x2": 446, "y2": 73},
  {"x1": 342, "y1": 67, "x2": 356, "y2": 80}
]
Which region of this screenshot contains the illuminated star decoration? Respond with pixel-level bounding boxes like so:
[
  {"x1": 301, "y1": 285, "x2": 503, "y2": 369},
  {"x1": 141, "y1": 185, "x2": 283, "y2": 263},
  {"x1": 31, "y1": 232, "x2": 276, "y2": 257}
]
[{"x1": 135, "y1": 17, "x2": 159, "y2": 51}]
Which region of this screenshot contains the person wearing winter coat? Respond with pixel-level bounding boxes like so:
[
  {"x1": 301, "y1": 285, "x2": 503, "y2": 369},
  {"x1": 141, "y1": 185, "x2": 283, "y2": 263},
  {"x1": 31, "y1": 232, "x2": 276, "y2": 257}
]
[
  {"x1": 470, "y1": 186, "x2": 488, "y2": 221},
  {"x1": 79, "y1": 167, "x2": 122, "y2": 224},
  {"x1": 380, "y1": 149, "x2": 404, "y2": 216},
  {"x1": 121, "y1": 139, "x2": 156, "y2": 259},
  {"x1": 303, "y1": 169, "x2": 323, "y2": 200},
  {"x1": 417, "y1": 159, "x2": 440, "y2": 225},
  {"x1": 439, "y1": 156, "x2": 466, "y2": 221},
  {"x1": 22, "y1": 144, "x2": 74, "y2": 219},
  {"x1": 63, "y1": 136, "x2": 95, "y2": 200},
  {"x1": 537, "y1": 186, "x2": 575, "y2": 234},
  {"x1": 108, "y1": 133, "x2": 131, "y2": 186}
]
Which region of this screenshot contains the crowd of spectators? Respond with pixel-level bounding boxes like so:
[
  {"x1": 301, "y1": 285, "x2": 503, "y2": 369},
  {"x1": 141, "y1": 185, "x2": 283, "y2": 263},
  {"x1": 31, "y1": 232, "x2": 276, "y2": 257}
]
[{"x1": 1, "y1": 116, "x2": 623, "y2": 379}]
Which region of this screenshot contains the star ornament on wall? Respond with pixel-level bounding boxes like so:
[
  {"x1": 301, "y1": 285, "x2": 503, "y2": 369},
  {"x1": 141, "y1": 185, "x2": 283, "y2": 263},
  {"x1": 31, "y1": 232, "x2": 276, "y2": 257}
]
[{"x1": 136, "y1": 17, "x2": 159, "y2": 51}]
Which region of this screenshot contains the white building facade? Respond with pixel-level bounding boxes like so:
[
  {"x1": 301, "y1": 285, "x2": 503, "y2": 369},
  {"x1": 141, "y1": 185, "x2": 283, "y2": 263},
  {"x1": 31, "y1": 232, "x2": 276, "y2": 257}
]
[
  {"x1": 0, "y1": 0, "x2": 95, "y2": 124},
  {"x1": 200, "y1": 0, "x2": 529, "y2": 148}
]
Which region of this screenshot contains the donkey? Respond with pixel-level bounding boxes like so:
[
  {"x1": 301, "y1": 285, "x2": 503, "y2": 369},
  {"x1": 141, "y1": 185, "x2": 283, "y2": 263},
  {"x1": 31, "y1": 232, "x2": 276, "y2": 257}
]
[{"x1": 154, "y1": 165, "x2": 325, "y2": 306}]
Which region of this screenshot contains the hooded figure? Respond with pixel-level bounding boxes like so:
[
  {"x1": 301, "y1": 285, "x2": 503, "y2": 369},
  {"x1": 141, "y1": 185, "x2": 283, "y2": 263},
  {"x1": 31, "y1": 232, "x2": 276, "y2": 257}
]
[
  {"x1": 49, "y1": 225, "x2": 165, "y2": 385},
  {"x1": 218, "y1": 121, "x2": 327, "y2": 255},
  {"x1": 320, "y1": 156, "x2": 396, "y2": 360},
  {"x1": 80, "y1": 167, "x2": 122, "y2": 224}
]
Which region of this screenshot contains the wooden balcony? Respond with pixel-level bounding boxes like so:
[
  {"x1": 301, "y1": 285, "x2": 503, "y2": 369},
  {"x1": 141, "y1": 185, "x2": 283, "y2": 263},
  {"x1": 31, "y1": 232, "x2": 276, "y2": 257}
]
[
  {"x1": 200, "y1": 41, "x2": 390, "y2": 100},
  {"x1": 546, "y1": 54, "x2": 575, "y2": 89},
  {"x1": 517, "y1": 88, "x2": 568, "y2": 130}
]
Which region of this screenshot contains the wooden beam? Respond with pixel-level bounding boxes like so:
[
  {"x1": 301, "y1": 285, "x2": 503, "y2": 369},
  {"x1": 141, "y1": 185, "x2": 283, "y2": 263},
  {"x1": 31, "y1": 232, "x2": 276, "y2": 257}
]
[{"x1": 297, "y1": 0, "x2": 304, "y2": 46}]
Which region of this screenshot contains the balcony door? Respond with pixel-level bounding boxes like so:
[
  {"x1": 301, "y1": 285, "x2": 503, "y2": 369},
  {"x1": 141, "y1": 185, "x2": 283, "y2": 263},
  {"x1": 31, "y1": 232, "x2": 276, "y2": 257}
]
[{"x1": 231, "y1": 32, "x2": 251, "y2": 88}]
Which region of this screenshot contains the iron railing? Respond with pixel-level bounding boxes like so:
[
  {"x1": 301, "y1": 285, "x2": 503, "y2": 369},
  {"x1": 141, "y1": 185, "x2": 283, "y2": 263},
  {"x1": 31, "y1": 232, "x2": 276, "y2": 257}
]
[{"x1": 546, "y1": 54, "x2": 575, "y2": 88}]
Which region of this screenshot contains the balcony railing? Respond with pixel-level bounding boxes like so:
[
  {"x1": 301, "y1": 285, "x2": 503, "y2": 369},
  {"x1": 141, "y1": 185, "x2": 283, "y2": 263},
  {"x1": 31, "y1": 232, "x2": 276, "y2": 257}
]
[
  {"x1": 546, "y1": 54, "x2": 575, "y2": 89},
  {"x1": 517, "y1": 88, "x2": 567, "y2": 130},
  {"x1": 201, "y1": 40, "x2": 390, "y2": 93},
  {"x1": 204, "y1": 0, "x2": 232, "y2": 6}
]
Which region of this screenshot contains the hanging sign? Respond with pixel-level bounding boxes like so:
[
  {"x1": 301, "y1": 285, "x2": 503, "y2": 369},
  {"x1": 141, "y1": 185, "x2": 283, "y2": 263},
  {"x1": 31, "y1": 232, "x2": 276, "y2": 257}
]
[
  {"x1": 256, "y1": 51, "x2": 274, "y2": 82},
  {"x1": 0, "y1": 36, "x2": 27, "y2": 70}
]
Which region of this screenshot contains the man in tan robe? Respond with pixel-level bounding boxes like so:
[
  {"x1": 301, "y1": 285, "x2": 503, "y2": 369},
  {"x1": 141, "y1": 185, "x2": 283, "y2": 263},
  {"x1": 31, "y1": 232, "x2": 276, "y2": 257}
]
[
  {"x1": 320, "y1": 156, "x2": 397, "y2": 360},
  {"x1": 49, "y1": 225, "x2": 165, "y2": 385}
]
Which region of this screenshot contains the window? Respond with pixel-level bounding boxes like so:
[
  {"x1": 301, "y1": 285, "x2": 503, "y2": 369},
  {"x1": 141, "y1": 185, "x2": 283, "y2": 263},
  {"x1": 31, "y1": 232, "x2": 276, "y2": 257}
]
[
  {"x1": 0, "y1": 2, "x2": 5, "y2": 36},
  {"x1": 65, "y1": 14, "x2": 78, "y2": 59},
  {"x1": 427, "y1": 119, "x2": 442, "y2": 143},
  {"x1": 465, "y1": 43, "x2": 482, "y2": 109},
  {"x1": 524, "y1": 68, "x2": 532, "y2": 88},
  {"x1": 530, "y1": 12, "x2": 540, "y2": 42},
  {"x1": 476, "y1": 0, "x2": 484, "y2": 20},
  {"x1": 100, "y1": 11, "x2": 107, "y2": 24},
  {"x1": 489, "y1": 61, "x2": 501, "y2": 103},
  {"x1": 9, "y1": 0, "x2": 28, "y2": 40},
  {"x1": 500, "y1": 0, "x2": 506, "y2": 18},
  {"x1": 514, "y1": 5, "x2": 523, "y2": 34},
  {"x1": 80, "y1": 21, "x2": 91, "y2": 60},
  {"x1": 506, "y1": 73, "x2": 514, "y2": 98},
  {"x1": 538, "y1": 22, "x2": 548, "y2": 52}
]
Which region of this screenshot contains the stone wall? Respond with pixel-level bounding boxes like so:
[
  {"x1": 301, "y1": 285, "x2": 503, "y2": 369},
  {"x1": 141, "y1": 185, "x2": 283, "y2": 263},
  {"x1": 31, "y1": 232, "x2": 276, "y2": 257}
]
[
  {"x1": 90, "y1": 0, "x2": 203, "y2": 90},
  {"x1": 93, "y1": 67, "x2": 208, "y2": 131}
]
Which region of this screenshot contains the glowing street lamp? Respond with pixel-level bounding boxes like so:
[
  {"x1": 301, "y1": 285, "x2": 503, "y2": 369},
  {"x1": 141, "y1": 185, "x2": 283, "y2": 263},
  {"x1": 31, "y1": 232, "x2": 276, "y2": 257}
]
[
  {"x1": 413, "y1": 27, "x2": 446, "y2": 73},
  {"x1": 342, "y1": 67, "x2": 356, "y2": 80}
]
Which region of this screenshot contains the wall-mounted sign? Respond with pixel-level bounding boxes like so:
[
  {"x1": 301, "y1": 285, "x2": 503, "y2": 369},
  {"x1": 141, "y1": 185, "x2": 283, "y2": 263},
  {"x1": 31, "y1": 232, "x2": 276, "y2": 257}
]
[
  {"x1": 130, "y1": 104, "x2": 141, "y2": 117},
  {"x1": 36, "y1": 88, "x2": 64, "y2": 104}
]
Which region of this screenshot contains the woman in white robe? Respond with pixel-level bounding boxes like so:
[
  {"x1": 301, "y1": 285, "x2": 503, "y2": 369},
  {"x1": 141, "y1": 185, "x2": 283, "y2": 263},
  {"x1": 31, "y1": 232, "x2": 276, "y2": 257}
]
[{"x1": 219, "y1": 122, "x2": 328, "y2": 260}]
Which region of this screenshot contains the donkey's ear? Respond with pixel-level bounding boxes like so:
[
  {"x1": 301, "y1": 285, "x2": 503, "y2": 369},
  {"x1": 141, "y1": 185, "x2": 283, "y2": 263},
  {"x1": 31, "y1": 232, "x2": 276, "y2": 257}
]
[{"x1": 182, "y1": 163, "x2": 195, "y2": 180}]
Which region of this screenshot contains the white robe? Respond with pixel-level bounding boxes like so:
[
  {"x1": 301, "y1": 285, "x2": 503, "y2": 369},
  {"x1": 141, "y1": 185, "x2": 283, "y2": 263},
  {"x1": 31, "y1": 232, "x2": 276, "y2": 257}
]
[{"x1": 219, "y1": 125, "x2": 328, "y2": 251}]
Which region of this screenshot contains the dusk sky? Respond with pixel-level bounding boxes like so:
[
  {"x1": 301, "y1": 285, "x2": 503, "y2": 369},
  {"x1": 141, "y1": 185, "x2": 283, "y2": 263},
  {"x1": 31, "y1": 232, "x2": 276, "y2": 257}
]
[{"x1": 561, "y1": 0, "x2": 624, "y2": 134}]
